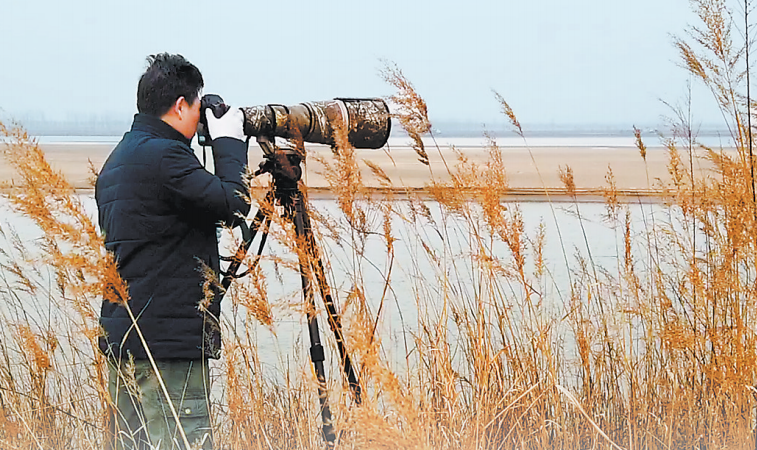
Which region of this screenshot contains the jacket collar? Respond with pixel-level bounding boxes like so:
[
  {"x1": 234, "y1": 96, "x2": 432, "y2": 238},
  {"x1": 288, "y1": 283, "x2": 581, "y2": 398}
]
[{"x1": 130, "y1": 113, "x2": 193, "y2": 146}]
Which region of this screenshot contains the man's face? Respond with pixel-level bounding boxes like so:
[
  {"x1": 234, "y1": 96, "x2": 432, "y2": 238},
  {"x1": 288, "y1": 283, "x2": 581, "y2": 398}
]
[{"x1": 180, "y1": 96, "x2": 201, "y2": 140}]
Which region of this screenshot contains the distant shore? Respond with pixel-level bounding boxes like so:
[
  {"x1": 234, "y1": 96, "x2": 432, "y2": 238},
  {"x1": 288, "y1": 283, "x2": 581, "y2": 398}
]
[{"x1": 0, "y1": 142, "x2": 724, "y2": 202}]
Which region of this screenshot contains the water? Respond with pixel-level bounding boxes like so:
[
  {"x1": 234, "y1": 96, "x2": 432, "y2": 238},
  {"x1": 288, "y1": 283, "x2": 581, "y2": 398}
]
[
  {"x1": 0, "y1": 194, "x2": 665, "y2": 380},
  {"x1": 7, "y1": 133, "x2": 739, "y2": 149}
]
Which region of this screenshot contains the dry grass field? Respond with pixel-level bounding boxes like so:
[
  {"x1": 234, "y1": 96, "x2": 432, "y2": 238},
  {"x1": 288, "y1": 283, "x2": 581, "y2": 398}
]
[{"x1": 1, "y1": 1, "x2": 757, "y2": 448}]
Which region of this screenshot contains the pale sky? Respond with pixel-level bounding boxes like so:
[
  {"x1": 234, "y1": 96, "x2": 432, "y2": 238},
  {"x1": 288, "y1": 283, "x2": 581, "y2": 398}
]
[{"x1": 0, "y1": 0, "x2": 734, "y2": 129}]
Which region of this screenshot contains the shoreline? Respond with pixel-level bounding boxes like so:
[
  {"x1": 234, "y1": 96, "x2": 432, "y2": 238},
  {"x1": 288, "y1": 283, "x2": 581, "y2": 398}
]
[
  {"x1": 31, "y1": 187, "x2": 668, "y2": 204},
  {"x1": 0, "y1": 142, "x2": 725, "y2": 202}
]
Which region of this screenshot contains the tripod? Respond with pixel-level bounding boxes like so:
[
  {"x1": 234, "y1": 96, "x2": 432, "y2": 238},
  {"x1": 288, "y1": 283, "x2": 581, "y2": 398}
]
[{"x1": 218, "y1": 140, "x2": 362, "y2": 444}]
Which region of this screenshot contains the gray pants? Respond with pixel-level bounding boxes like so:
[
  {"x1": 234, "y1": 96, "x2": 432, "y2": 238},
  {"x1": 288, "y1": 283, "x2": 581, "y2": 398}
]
[{"x1": 107, "y1": 359, "x2": 213, "y2": 450}]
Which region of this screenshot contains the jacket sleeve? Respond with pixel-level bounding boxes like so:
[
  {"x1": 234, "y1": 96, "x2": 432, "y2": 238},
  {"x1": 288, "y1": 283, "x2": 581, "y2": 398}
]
[{"x1": 160, "y1": 137, "x2": 251, "y2": 226}]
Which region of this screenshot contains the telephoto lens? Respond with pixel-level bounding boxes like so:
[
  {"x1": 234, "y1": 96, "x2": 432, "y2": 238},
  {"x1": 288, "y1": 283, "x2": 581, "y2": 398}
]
[{"x1": 240, "y1": 98, "x2": 391, "y2": 149}]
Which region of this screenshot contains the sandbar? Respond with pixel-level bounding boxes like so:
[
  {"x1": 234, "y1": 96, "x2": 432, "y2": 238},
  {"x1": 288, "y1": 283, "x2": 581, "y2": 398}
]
[{"x1": 0, "y1": 142, "x2": 726, "y2": 202}]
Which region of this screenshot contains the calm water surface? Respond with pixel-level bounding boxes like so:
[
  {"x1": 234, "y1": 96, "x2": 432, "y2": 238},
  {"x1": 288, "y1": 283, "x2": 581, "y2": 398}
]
[{"x1": 0, "y1": 195, "x2": 668, "y2": 378}]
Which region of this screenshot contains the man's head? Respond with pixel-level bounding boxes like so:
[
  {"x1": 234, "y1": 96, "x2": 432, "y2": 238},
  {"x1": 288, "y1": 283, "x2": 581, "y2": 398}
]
[{"x1": 137, "y1": 53, "x2": 204, "y2": 139}]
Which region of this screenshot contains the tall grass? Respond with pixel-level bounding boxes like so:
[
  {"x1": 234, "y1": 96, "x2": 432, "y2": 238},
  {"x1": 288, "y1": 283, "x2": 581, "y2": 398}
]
[{"x1": 1, "y1": 0, "x2": 757, "y2": 448}]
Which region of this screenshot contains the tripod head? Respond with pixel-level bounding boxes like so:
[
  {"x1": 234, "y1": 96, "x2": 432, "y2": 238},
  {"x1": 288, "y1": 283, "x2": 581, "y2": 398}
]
[{"x1": 253, "y1": 139, "x2": 305, "y2": 208}]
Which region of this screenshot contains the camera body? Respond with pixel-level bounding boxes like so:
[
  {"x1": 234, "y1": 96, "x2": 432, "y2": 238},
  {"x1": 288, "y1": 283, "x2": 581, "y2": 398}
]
[
  {"x1": 197, "y1": 95, "x2": 391, "y2": 151},
  {"x1": 196, "y1": 94, "x2": 229, "y2": 147}
]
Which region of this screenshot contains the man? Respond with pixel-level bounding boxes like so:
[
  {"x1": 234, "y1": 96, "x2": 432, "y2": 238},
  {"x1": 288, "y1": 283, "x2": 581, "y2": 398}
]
[{"x1": 95, "y1": 53, "x2": 250, "y2": 449}]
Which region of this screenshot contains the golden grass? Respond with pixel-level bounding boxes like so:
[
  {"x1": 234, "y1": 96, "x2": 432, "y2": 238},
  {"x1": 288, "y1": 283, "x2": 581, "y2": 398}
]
[{"x1": 1, "y1": 1, "x2": 757, "y2": 448}]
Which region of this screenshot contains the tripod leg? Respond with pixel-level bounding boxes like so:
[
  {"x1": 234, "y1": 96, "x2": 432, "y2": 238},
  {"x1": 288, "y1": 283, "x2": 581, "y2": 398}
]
[
  {"x1": 221, "y1": 206, "x2": 269, "y2": 294},
  {"x1": 290, "y1": 196, "x2": 336, "y2": 444},
  {"x1": 293, "y1": 194, "x2": 363, "y2": 405}
]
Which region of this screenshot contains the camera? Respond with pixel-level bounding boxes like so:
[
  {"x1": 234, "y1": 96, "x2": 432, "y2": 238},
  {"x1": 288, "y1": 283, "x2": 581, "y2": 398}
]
[{"x1": 197, "y1": 95, "x2": 391, "y2": 152}]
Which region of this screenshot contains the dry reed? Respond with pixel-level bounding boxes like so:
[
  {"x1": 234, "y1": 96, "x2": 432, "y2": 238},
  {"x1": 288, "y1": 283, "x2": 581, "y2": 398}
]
[{"x1": 1, "y1": 1, "x2": 757, "y2": 448}]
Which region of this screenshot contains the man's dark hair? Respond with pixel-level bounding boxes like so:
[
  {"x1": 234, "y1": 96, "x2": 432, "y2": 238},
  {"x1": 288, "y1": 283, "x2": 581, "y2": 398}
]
[{"x1": 137, "y1": 53, "x2": 204, "y2": 117}]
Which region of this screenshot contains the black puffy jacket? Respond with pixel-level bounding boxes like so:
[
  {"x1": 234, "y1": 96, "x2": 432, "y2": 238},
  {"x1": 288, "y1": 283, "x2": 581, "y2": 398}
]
[{"x1": 95, "y1": 113, "x2": 250, "y2": 360}]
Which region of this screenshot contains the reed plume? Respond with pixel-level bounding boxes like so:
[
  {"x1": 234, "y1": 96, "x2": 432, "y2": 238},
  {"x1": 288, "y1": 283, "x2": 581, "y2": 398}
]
[
  {"x1": 0, "y1": 0, "x2": 756, "y2": 447},
  {"x1": 380, "y1": 60, "x2": 431, "y2": 165}
]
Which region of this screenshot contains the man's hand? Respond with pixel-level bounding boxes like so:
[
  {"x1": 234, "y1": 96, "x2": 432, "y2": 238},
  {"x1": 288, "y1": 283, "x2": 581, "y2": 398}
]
[{"x1": 206, "y1": 107, "x2": 246, "y2": 142}]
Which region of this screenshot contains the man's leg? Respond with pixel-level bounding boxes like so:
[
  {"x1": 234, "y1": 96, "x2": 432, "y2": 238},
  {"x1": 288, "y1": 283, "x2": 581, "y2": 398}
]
[
  {"x1": 109, "y1": 359, "x2": 213, "y2": 450},
  {"x1": 108, "y1": 359, "x2": 150, "y2": 450}
]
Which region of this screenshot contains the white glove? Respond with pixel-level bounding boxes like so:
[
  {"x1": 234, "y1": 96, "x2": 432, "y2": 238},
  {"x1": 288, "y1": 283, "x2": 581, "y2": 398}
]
[{"x1": 206, "y1": 107, "x2": 246, "y2": 142}]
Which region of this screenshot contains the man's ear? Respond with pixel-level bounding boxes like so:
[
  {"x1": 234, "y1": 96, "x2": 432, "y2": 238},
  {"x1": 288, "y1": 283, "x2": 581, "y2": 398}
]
[{"x1": 173, "y1": 97, "x2": 186, "y2": 118}]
